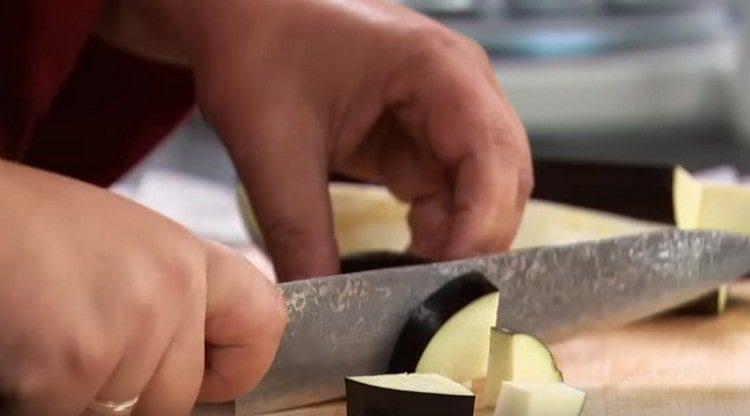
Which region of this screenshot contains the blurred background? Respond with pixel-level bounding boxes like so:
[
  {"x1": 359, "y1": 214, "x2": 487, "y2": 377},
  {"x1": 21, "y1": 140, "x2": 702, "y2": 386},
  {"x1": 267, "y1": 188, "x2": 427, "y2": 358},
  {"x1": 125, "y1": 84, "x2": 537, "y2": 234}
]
[{"x1": 113, "y1": 0, "x2": 750, "y2": 246}]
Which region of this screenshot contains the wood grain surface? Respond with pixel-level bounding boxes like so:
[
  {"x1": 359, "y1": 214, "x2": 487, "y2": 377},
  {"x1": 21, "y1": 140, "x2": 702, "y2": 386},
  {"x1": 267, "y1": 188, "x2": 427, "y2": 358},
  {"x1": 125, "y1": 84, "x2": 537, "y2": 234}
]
[{"x1": 255, "y1": 281, "x2": 750, "y2": 416}]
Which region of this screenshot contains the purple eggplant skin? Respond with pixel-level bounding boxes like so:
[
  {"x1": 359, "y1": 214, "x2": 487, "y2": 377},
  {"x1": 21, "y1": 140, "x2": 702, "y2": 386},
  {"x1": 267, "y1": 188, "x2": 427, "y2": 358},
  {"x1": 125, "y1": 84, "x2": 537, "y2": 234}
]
[
  {"x1": 345, "y1": 377, "x2": 475, "y2": 416},
  {"x1": 339, "y1": 252, "x2": 497, "y2": 375},
  {"x1": 387, "y1": 272, "x2": 496, "y2": 374}
]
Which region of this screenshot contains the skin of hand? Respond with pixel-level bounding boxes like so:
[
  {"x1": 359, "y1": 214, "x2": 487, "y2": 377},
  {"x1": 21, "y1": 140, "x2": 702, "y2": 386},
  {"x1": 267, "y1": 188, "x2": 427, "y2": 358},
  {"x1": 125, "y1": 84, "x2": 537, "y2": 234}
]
[
  {"x1": 100, "y1": 0, "x2": 534, "y2": 282},
  {"x1": 0, "y1": 160, "x2": 286, "y2": 415}
]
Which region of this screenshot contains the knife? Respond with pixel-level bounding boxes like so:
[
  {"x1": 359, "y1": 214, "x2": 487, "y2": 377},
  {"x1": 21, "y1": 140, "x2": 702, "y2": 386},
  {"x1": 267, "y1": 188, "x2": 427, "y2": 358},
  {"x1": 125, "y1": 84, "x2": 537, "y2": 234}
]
[{"x1": 238, "y1": 229, "x2": 750, "y2": 414}]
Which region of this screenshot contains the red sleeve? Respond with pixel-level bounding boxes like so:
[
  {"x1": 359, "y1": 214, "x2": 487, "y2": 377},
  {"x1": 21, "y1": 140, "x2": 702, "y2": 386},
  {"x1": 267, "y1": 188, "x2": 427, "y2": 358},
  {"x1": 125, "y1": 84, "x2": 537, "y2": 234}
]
[{"x1": 0, "y1": 0, "x2": 195, "y2": 187}]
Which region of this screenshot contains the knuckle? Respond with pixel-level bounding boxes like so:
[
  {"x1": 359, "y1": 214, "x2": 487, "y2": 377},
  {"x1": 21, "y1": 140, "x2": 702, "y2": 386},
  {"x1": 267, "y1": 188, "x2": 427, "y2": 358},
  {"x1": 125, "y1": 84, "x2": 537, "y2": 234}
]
[
  {"x1": 258, "y1": 287, "x2": 289, "y2": 341},
  {"x1": 262, "y1": 219, "x2": 314, "y2": 254},
  {"x1": 408, "y1": 24, "x2": 490, "y2": 67},
  {"x1": 408, "y1": 23, "x2": 460, "y2": 63},
  {"x1": 164, "y1": 256, "x2": 203, "y2": 302},
  {"x1": 63, "y1": 334, "x2": 110, "y2": 382},
  {"x1": 6, "y1": 372, "x2": 43, "y2": 412},
  {"x1": 270, "y1": 290, "x2": 289, "y2": 334},
  {"x1": 152, "y1": 236, "x2": 206, "y2": 307},
  {"x1": 464, "y1": 36, "x2": 492, "y2": 63},
  {"x1": 128, "y1": 237, "x2": 206, "y2": 333},
  {"x1": 490, "y1": 119, "x2": 528, "y2": 156},
  {"x1": 518, "y1": 165, "x2": 535, "y2": 199},
  {"x1": 248, "y1": 280, "x2": 288, "y2": 339},
  {"x1": 128, "y1": 281, "x2": 160, "y2": 337}
]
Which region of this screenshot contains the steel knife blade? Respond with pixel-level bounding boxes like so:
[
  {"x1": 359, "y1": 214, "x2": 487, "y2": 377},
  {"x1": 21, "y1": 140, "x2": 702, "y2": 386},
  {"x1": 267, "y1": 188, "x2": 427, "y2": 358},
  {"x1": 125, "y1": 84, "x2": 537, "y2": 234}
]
[{"x1": 238, "y1": 229, "x2": 750, "y2": 414}]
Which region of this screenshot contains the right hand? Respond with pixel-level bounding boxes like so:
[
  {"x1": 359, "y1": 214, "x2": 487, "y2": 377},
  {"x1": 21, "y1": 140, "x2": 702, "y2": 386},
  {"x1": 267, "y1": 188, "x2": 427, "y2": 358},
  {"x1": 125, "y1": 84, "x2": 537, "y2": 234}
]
[
  {"x1": 0, "y1": 160, "x2": 287, "y2": 415},
  {"x1": 98, "y1": 0, "x2": 533, "y2": 282}
]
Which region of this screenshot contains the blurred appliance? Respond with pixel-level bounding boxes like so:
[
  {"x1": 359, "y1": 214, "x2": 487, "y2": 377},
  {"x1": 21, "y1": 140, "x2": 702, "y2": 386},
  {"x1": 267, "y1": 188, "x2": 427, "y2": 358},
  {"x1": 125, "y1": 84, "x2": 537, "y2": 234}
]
[{"x1": 408, "y1": 0, "x2": 741, "y2": 138}]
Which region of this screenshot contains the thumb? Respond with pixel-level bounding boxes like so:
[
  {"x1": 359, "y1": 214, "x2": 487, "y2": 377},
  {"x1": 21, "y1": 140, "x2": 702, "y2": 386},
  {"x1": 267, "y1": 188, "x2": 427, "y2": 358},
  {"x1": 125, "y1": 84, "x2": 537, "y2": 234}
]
[
  {"x1": 226, "y1": 104, "x2": 339, "y2": 281},
  {"x1": 199, "y1": 242, "x2": 287, "y2": 402}
]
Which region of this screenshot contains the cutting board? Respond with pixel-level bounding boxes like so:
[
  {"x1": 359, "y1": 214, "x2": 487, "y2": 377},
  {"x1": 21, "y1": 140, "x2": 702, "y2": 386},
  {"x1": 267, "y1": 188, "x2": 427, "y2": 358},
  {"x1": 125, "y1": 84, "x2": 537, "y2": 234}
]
[{"x1": 256, "y1": 280, "x2": 750, "y2": 416}]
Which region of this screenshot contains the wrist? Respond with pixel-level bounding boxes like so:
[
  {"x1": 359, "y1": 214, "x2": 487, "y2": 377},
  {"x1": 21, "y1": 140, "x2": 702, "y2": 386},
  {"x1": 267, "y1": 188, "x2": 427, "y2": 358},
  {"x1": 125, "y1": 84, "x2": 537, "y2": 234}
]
[
  {"x1": 128, "y1": 0, "x2": 268, "y2": 69},
  {"x1": 95, "y1": 0, "x2": 190, "y2": 66}
]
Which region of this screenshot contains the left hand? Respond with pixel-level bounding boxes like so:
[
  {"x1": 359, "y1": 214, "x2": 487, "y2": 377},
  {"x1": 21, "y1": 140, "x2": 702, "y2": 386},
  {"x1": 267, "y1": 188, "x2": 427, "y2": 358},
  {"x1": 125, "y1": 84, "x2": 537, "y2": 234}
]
[{"x1": 104, "y1": 0, "x2": 533, "y2": 282}]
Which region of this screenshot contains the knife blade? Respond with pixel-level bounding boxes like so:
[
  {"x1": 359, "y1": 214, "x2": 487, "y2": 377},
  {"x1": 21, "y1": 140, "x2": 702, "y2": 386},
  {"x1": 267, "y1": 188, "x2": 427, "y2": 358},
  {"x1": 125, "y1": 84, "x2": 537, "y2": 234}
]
[{"x1": 238, "y1": 229, "x2": 750, "y2": 414}]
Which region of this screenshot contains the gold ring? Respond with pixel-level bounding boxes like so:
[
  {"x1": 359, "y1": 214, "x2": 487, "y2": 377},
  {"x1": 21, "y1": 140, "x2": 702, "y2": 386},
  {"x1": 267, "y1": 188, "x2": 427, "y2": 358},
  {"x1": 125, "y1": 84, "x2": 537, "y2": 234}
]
[{"x1": 86, "y1": 397, "x2": 139, "y2": 415}]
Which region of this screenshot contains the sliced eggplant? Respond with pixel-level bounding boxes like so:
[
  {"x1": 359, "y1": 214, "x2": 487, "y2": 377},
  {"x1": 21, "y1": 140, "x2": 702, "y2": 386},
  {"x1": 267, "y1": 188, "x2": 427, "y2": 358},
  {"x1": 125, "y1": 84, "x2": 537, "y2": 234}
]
[
  {"x1": 484, "y1": 328, "x2": 563, "y2": 407},
  {"x1": 346, "y1": 373, "x2": 475, "y2": 416},
  {"x1": 414, "y1": 292, "x2": 500, "y2": 383},
  {"x1": 388, "y1": 273, "x2": 498, "y2": 376},
  {"x1": 494, "y1": 381, "x2": 585, "y2": 416}
]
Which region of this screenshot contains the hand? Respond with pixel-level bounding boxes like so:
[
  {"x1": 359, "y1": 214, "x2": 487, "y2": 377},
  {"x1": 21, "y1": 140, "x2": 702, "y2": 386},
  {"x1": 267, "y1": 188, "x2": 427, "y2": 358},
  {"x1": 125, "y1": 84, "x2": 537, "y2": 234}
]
[
  {"x1": 0, "y1": 161, "x2": 286, "y2": 415},
  {"x1": 116, "y1": 0, "x2": 533, "y2": 281}
]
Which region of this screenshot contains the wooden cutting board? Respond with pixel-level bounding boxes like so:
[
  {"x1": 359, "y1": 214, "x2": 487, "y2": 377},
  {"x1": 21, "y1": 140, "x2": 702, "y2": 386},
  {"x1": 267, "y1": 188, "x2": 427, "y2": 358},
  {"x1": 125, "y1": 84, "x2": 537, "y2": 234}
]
[{"x1": 256, "y1": 280, "x2": 750, "y2": 416}]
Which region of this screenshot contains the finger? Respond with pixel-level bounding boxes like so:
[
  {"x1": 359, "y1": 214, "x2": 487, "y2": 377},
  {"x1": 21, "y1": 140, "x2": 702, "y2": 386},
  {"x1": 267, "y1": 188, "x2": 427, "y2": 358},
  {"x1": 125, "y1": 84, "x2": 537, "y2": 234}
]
[
  {"x1": 239, "y1": 244, "x2": 276, "y2": 283},
  {"x1": 124, "y1": 259, "x2": 208, "y2": 415},
  {"x1": 407, "y1": 190, "x2": 451, "y2": 259},
  {"x1": 198, "y1": 243, "x2": 287, "y2": 403},
  {"x1": 444, "y1": 149, "x2": 530, "y2": 259},
  {"x1": 87, "y1": 300, "x2": 187, "y2": 415},
  {"x1": 226, "y1": 103, "x2": 339, "y2": 281},
  {"x1": 388, "y1": 49, "x2": 532, "y2": 259},
  {"x1": 9, "y1": 260, "x2": 195, "y2": 416},
  {"x1": 435, "y1": 101, "x2": 531, "y2": 258},
  {"x1": 377, "y1": 121, "x2": 446, "y2": 203},
  {"x1": 409, "y1": 148, "x2": 525, "y2": 259},
  {"x1": 133, "y1": 294, "x2": 206, "y2": 416},
  {"x1": 336, "y1": 112, "x2": 446, "y2": 199},
  {"x1": 0, "y1": 319, "x2": 111, "y2": 416},
  {"x1": 84, "y1": 347, "x2": 167, "y2": 416}
]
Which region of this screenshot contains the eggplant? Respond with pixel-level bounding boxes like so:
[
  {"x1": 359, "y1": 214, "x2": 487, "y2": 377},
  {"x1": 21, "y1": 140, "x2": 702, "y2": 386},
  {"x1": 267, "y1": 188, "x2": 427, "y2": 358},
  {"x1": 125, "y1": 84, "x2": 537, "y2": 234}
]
[
  {"x1": 388, "y1": 272, "x2": 497, "y2": 375},
  {"x1": 494, "y1": 381, "x2": 585, "y2": 416},
  {"x1": 672, "y1": 166, "x2": 750, "y2": 315},
  {"x1": 340, "y1": 251, "x2": 427, "y2": 274},
  {"x1": 345, "y1": 373, "x2": 475, "y2": 416},
  {"x1": 484, "y1": 328, "x2": 563, "y2": 407}
]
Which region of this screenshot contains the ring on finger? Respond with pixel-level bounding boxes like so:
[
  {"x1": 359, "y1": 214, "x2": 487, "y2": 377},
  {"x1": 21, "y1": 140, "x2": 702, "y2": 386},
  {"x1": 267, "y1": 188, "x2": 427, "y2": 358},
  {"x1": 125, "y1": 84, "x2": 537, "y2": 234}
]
[{"x1": 85, "y1": 397, "x2": 139, "y2": 415}]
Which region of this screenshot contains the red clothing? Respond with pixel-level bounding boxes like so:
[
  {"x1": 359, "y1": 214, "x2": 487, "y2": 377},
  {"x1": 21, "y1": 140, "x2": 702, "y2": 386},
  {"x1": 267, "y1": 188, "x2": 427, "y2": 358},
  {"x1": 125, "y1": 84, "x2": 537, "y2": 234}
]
[{"x1": 0, "y1": 0, "x2": 195, "y2": 186}]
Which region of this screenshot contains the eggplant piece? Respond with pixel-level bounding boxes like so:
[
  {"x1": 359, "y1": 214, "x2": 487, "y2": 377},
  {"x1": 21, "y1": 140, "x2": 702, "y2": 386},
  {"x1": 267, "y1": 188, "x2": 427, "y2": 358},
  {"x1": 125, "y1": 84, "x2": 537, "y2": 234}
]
[
  {"x1": 340, "y1": 251, "x2": 427, "y2": 274},
  {"x1": 388, "y1": 272, "x2": 498, "y2": 376},
  {"x1": 345, "y1": 373, "x2": 475, "y2": 416},
  {"x1": 672, "y1": 166, "x2": 750, "y2": 236},
  {"x1": 494, "y1": 382, "x2": 585, "y2": 416},
  {"x1": 238, "y1": 182, "x2": 411, "y2": 255},
  {"x1": 484, "y1": 328, "x2": 563, "y2": 407},
  {"x1": 414, "y1": 292, "x2": 500, "y2": 383},
  {"x1": 671, "y1": 166, "x2": 750, "y2": 315}
]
